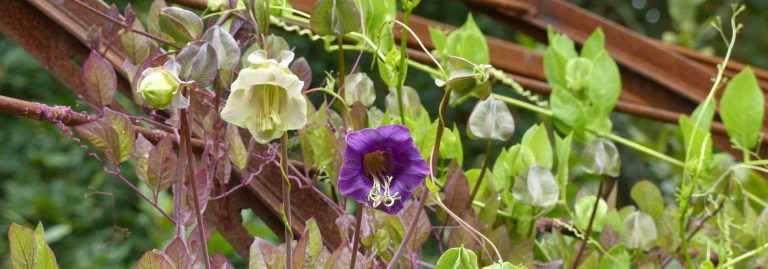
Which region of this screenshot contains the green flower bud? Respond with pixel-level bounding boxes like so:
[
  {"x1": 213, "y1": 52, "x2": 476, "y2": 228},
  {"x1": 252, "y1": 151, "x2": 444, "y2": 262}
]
[{"x1": 137, "y1": 67, "x2": 181, "y2": 109}]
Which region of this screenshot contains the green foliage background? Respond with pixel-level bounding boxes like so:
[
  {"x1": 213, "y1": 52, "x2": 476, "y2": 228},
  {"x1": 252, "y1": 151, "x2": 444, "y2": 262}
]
[{"x1": 1, "y1": 0, "x2": 767, "y2": 268}]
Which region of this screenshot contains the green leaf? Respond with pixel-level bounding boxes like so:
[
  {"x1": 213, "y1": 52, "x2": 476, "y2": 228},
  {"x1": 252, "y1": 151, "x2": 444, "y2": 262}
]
[
  {"x1": 8, "y1": 223, "x2": 60, "y2": 269},
  {"x1": 344, "y1": 72, "x2": 376, "y2": 107},
  {"x1": 720, "y1": 67, "x2": 765, "y2": 150},
  {"x1": 482, "y1": 262, "x2": 526, "y2": 269},
  {"x1": 159, "y1": 7, "x2": 203, "y2": 46},
  {"x1": 598, "y1": 246, "x2": 630, "y2": 269},
  {"x1": 679, "y1": 115, "x2": 712, "y2": 167},
  {"x1": 587, "y1": 51, "x2": 621, "y2": 118},
  {"x1": 134, "y1": 249, "x2": 175, "y2": 269},
  {"x1": 565, "y1": 57, "x2": 593, "y2": 91},
  {"x1": 429, "y1": 27, "x2": 448, "y2": 55},
  {"x1": 227, "y1": 124, "x2": 248, "y2": 170},
  {"x1": 623, "y1": 211, "x2": 658, "y2": 250},
  {"x1": 435, "y1": 247, "x2": 479, "y2": 269},
  {"x1": 629, "y1": 180, "x2": 664, "y2": 220},
  {"x1": 492, "y1": 145, "x2": 536, "y2": 190},
  {"x1": 581, "y1": 28, "x2": 605, "y2": 60},
  {"x1": 468, "y1": 96, "x2": 515, "y2": 141},
  {"x1": 441, "y1": 125, "x2": 464, "y2": 165},
  {"x1": 445, "y1": 14, "x2": 489, "y2": 65},
  {"x1": 300, "y1": 218, "x2": 323, "y2": 269},
  {"x1": 310, "y1": 0, "x2": 361, "y2": 36},
  {"x1": 104, "y1": 109, "x2": 135, "y2": 163},
  {"x1": 120, "y1": 20, "x2": 154, "y2": 65},
  {"x1": 405, "y1": 110, "x2": 437, "y2": 159},
  {"x1": 550, "y1": 86, "x2": 587, "y2": 132},
  {"x1": 575, "y1": 195, "x2": 608, "y2": 232},
  {"x1": 360, "y1": 0, "x2": 395, "y2": 39},
  {"x1": 543, "y1": 28, "x2": 577, "y2": 89},
  {"x1": 521, "y1": 124, "x2": 553, "y2": 169}
]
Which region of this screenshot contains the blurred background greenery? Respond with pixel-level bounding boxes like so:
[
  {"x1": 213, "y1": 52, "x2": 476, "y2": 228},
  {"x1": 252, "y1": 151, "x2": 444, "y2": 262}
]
[{"x1": 1, "y1": 0, "x2": 767, "y2": 268}]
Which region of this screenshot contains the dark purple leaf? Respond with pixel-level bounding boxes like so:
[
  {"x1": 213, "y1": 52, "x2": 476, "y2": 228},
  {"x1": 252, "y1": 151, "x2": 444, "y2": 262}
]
[
  {"x1": 82, "y1": 50, "x2": 117, "y2": 107},
  {"x1": 290, "y1": 57, "x2": 312, "y2": 91},
  {"x1": 148, "y1": 136, "x2": 177, "y2": 194},
  {"x1": 103, "y1": 4, "x2": 122, "y2": 40}
]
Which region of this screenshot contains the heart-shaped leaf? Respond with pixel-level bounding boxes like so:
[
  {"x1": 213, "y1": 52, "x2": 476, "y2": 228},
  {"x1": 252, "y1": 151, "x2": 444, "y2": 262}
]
[{"x1": 82, "y1": 50, "x2": 117, "y2": 107}]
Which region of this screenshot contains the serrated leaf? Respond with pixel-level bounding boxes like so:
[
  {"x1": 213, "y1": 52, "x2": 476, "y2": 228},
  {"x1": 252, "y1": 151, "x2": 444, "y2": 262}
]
[
  {"x1": 630, "y1": 180, "x2": 664, "y2": 220},
  {"x1": 227, "y1": 125, "x2": 248, "y2": 170},
  {"x1": 445, "y1": 14, "x2": 488, "y2": 65},
  {"x1": 203, "y1": 26, "x2": 240, "y2": 71},
  {"x1": 435, "y1": 247, "x2": 479, "y2": 269},
  {"x1": 82, "y1": 50, "x2": 117, "y2": 107},
  {"x1": 623, "y1": 211, "x2": 657, "y2": 250},
  {"x1": 720, "y1": 67, "x2": 764, "y2": 150},
  {"x1": 104, "y1": 109, "x2": 135, "y2": 163},
  {"x1": 159, "y1": 7, "x2": 203, "y2": 46},
  {"x1": 429, "y1": 27, "x2": 448, "y2": 55},
  {"x1": 147, "y1": 136, "x2": 177, "y2": 194},
  {"x1": 521, "y1": 124, "x2": 552, "y2": 169},
  {"x1": 468, "y1": 96, "x2": 515, "y2": 141},
  {"x1": 310, "y1": 0, "x2": 361, "y2": 36},
  {"x1": 581, "y1": 28, "x2": 605, "y2": 60},
  {"x1": 544, "y1": 28, "x2": 577, "y2": 89},
  {"x1": 134, "y1": 249, "x2": 175, "y2": 269}
]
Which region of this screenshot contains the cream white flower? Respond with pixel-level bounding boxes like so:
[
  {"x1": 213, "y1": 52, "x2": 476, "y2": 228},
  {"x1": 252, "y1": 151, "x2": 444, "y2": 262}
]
[{"x1": 221, "y1": 51, "x2": 306, "y2": 143}]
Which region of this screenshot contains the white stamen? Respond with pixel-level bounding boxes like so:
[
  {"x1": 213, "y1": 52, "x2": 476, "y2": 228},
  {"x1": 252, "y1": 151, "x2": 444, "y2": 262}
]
[{"x1": 367, "y1": 175, "x2": 400, "y2": 208}]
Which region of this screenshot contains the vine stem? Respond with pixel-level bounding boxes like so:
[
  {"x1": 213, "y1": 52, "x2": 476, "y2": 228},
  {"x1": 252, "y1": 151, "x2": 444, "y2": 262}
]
[
  {"x1": 387, "y1": 88, "x2": 453, "y2": 269},
  {"x1": 570, "y1": 177, "x2": 605, "y2": 269},
  {"x1": 468, "y1": 139, "x2": 493, "y2": 206},
  {"x1": 279, "y1": 133, "x2": 294, "y2": 269},
  {"x1": 349, "y1": 206, "x2": 365, "y2": 269},
  {"x1": 394, "y1": 8, "x2": 413, "y2": 124},
  {"x1": 179, "y1": 90, "x2": 211, "y2": 269}
]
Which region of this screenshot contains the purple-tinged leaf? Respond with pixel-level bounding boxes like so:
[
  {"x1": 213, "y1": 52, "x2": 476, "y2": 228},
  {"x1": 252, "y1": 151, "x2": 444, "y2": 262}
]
[
  {"x1": 177, "y1": 42, "x2": 218, "y2": 88},
  {"x1": 290, "y1": 57, "x2": 312, "y2": 91},
  {"x1": 148, "y1": 136, "x2": 177, "y2": 194},
  {"x1": 133, "y1": 134, "x2": 153, "y2": 185},
  {"x1": 164, "y1": 235, "x2": 193, "y2": 269},
  {"x1": 211, "y1": 254, "x2": 234, "y2": 269},
  {"x1": 249, "y1": 238, "x2": 286, "y2": 269},
  {"x1": 203, "y1": 26, "x2": 240, "y2": 70},
  {"x1": 399, "y1": 200, "x2": 431, "y2": 253},
  {"x1": 103, "y1": 4, "x2": 122, "y2": 40},
  {"x1": 104, "y1": 109, "x2": 135, "y2": 163},
  {"x1": 159, "y1": 7, "x2": 203, "y2": 46},
  {"x1": 82, "y1": 50, "x2": 117, "y2": 107},
  {"x1": 442, "y1": 161, "x2": 471, "y2": 220},
  {"x1": 134, "y1": 249, "x2": 175, "y2": 269},
  {"x1": 75, "y1": 118, "x2": 121, "y2": 166},
  {"x1": 147, "y1": 0, "x2": 167, "y2": 36},
  {"x1": 121, "y1": 19, "x2": 155, "y2": 65}
]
